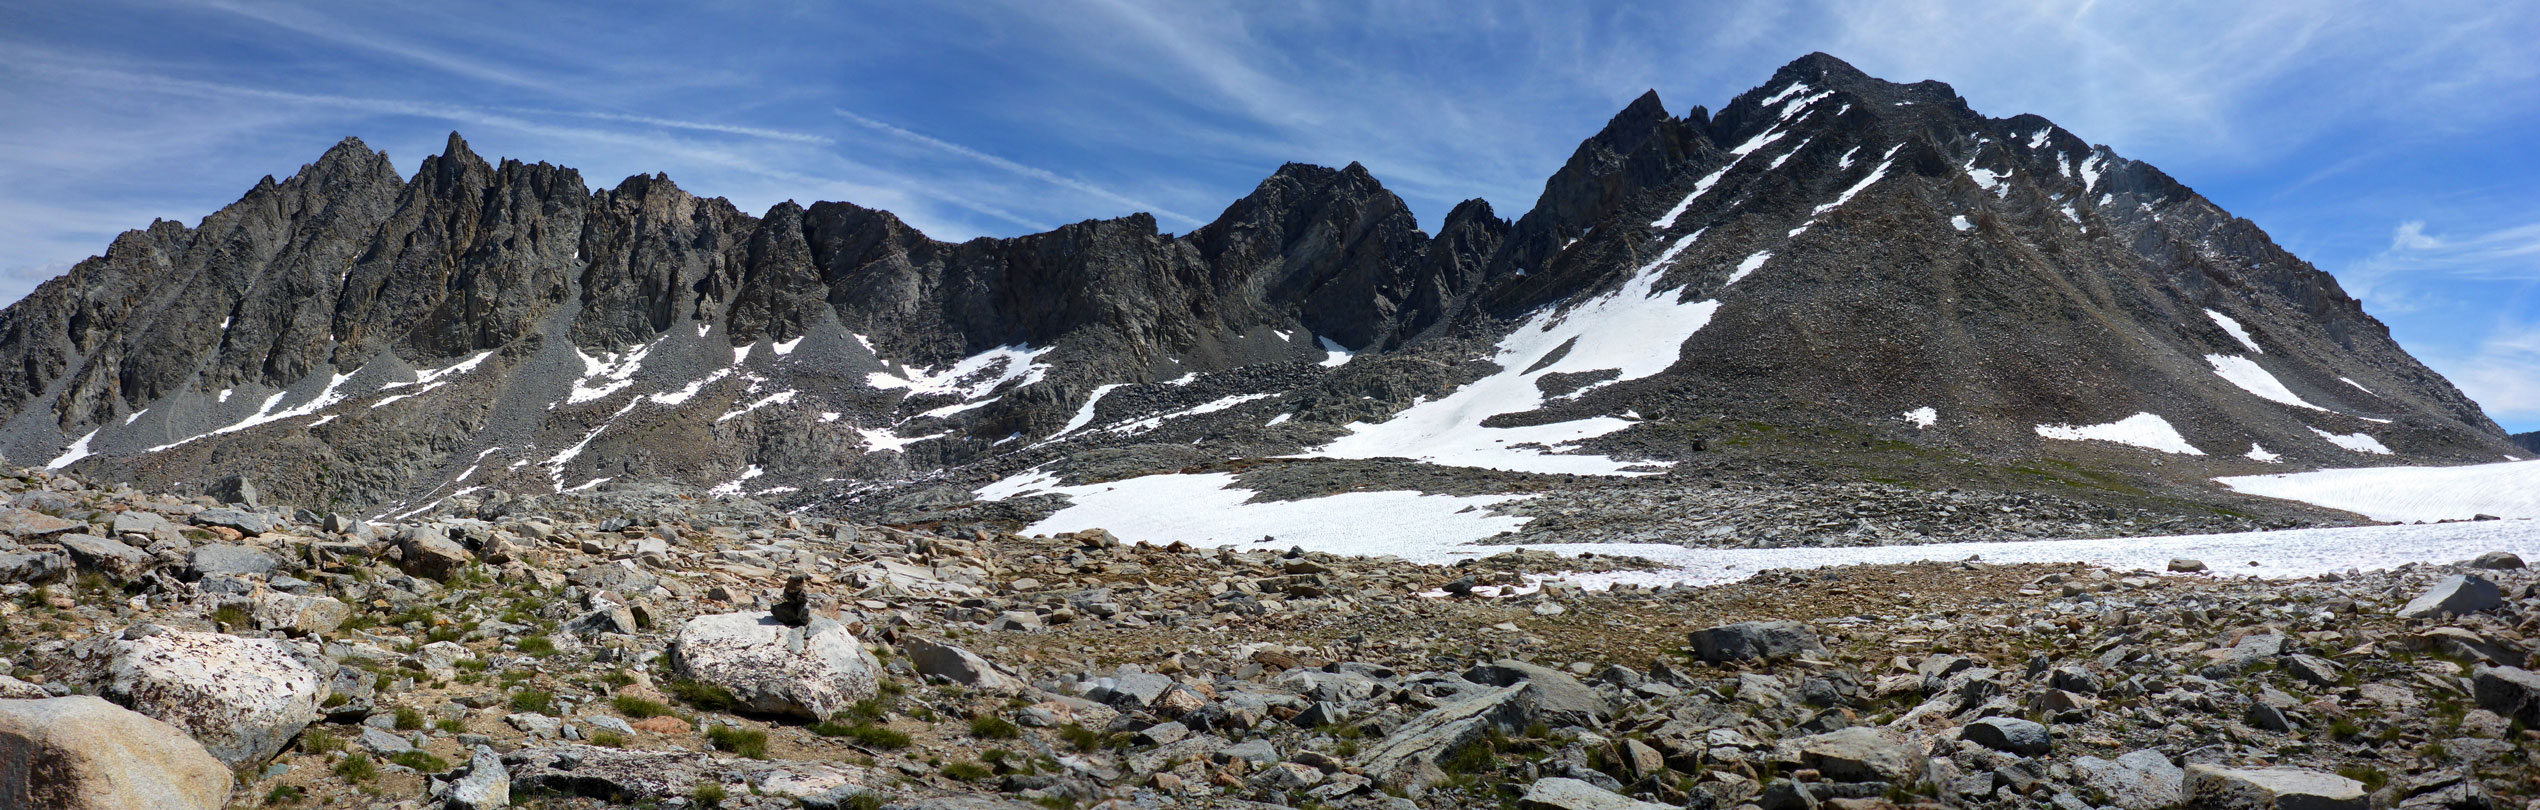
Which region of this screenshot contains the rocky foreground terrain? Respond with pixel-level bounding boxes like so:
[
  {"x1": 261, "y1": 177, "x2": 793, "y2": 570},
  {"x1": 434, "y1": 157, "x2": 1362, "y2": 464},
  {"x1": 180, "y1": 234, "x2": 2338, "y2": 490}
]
[{"x1": 3, "y1": 462, "x2": 2536, "y2": 810}]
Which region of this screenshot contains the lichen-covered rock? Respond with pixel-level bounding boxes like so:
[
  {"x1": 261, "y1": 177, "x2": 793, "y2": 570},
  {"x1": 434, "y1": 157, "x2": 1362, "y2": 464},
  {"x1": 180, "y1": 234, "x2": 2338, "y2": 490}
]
[
  {"x1": 0, "y1": 695, "x2": 232, "y2": 810},
  {"x1": 2075, "y1": 750, "x2": 2184, "y2": 810},
  {"x1": 253, "y1": 591, "x2": 350, "y2": 635},
  {"x1": 444, "y1": 744, "x2": 510, "y2": 809},
  {"x1": 670, "y1": 611, "x2": 881, "y2": 721},
  {"x1": 2184, "y1": 764, "x2": 2366, "y2": 809},
  {"x1": 74, "y1": 627, "x2": 327, "y2": 769}
]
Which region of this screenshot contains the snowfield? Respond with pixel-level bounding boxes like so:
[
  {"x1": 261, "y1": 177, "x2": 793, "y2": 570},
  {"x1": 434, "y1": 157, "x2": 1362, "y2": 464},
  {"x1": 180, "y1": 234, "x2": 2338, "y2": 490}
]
[
  {"x1": 971, "y1": 466, "x2": 2540, "y2": 592},
  {"x1": 2219, "y1": 458, "x2": 2540, "y2": 522}
]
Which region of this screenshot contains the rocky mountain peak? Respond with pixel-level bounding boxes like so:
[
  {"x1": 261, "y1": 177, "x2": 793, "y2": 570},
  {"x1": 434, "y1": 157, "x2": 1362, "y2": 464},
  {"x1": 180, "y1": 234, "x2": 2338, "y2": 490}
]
[{"x1": 0, "y1": 55, "x2": 2514, "y2": 521}]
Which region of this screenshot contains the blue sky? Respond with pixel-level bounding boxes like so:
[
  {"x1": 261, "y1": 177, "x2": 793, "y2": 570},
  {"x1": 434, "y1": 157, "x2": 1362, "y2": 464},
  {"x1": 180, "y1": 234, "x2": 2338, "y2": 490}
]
[{"x1": 5, "y1": 1, "x2": 2538, "y2": 428}]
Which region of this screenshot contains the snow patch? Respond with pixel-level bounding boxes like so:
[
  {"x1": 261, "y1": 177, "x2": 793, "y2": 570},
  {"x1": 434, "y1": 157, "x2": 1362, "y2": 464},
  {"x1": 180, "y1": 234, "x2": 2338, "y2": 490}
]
[
  {"x1": 868, "y1": 344, "x2": 1052, "y2": 400},
  {"x1": 2339, "y1": 377, "x2": 2373, "y2": 394},
  {"x1": 1048, "y1": 383, "x2": 1127, "y2": 440},
  {"x1": 2205, "y1": 309, "x2": 2262, "y2": 353},
  {"x1": 1265, "y1": 413, "x2": 1293, "y2": 427},
  {"x1": 2034, "y1": 413, "x2": 2204, "y2": 455},
  {"x1": 1107, "y1": 393, "x2": 1275, "y2": 437},
  {"x1": 2205, "y1": 355, "x2": 2324, "y2": 411},
  {"x1": 716, "y1": 390, "x2": 798, "y2": 422},
  {"x1": 1302, "y1": 229, "x2": 1718, "y2": 475},
  {"x1": 1316, "y1": 337, "x2": 1355, "y2": 368},
  {"x1": 566, "y1": 340, "x2": 657, "y2": 405},
  {"x1": 2309, "y1": 427, "x2": 2391, "y2": 455},
  {"x1": 708, "y1": 465, "x2": 764, "y2": 498},
  {"x1": 1950, "y1": 215, "x2": 1972, "y2": 232},
  {"x1": 1650, "y1": 128, "x2": 1793, "y2": 229},
  {"x1": 1903, "y1": 407, "x2": 1937, "y2": 428},
  {"x1": 856, "y1": 427, "x2": 942, "y2": 454},
  {"x1": 2244, "y1": 444, "x2": 2281, "y2": 463},
  {"x1": 1726, "y1": 251, "x2": 1770, "y2": 286},
  {"x1": 993, "y1": 472, "x2": 1533, "y2": 557},
  {"x1": 47, "y1": 431, "x2": 97, "y2": 470}
]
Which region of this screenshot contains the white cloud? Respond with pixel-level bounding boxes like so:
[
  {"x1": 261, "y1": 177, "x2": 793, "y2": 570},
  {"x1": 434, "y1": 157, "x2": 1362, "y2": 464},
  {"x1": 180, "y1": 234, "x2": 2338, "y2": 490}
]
[{"x1": 2434, "y1": 323, "x2": 2540, "y2": 426}]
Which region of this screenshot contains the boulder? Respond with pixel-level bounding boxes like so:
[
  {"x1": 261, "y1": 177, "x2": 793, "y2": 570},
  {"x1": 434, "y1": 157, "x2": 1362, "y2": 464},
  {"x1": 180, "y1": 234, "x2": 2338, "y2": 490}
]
[
  {"x1": 2472, "y1": 665, "x2": 2540, "y2": 726},
  {"x1": 110, "y1": 510, "x2": 184, "y2": 544},
  {"x1": 1791, "y1": 727, "x2": 1914, "y2": 782},
  {"x1": 2183, "y1": 765, "x2": 2365, "y2": 809},
  {"x1": 670, "y1": 612, "x2": 882, "y2": 721},
  {"x1": 76, "y1": 628, "x2": 327, "y2": 768},
  {"x1": 1360, "y1": 684, "x2": 1530, "y2": 791},
  {"x1": 2076, "y1": 750, "x2": 2184, "y2": 810},
  {"x1": 1518, "y1": 776, "x2": 1678, "y2": 810},
  {"x1": 2472, "y1": 551, "x2": 2525, "y2": 569},
  {"x1": 212, "y1": 475, "x2": 259, "y2": 508},
  {"x1": 57, "y1": 533, "x2": 153, "y2": 579},
  {"x1": 902, "y1": 638, "x2": 1026, "y2": 694},
  {"x1": 2168, "y1": 558, "x2": 2209, "y2": 573},
  {"x1": 0, "y1": 508, "x2": 84, "y2": 537},
  {"x1": 0, "y1": 548, "x2": 70, "y2": 584},
  {"x1": 188, "y1": 544, "x2": 279, "y2": 580},
  {"x1": 445, "y1": 744, "x2": 510, "y2": 809},
  {"x1": 191, "y1": 508, "x2": 272, "y2": 536},
  {"x1": 399, "y1": 526, "x2": 474, "y2": 581},
  {"x1": 1961, "y1": 716, "x2": 2050, "y2": 756},
  {"x1": 253, "y1": 592, "x2": 351, "y2": 635},
  {"x1": 1688, "y1": 621, "x2": 1826, "y2": 663},
  {"x1": 0, "y1": 695, "x2": 232, "y2": 810},
  {"x1": 1463, "y1": 658, "x2": 1611, "y2": 725},
  {"x1": 2397, "y1": 574, "x2": 2501, "y2": 619}
]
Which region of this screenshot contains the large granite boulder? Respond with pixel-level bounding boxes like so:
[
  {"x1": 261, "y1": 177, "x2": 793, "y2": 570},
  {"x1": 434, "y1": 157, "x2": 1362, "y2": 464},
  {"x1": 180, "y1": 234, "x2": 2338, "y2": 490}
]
[
  {"x1": 670, "y1": 612, "x2": 882, "y2": 721},
  {"x1": 0, "y1": 695, "x2": 232, "y2": 810},
  {"x1": 2184, "y1": 765, "x2": 2366, "y2": 809},
  {"x1": 73, "y1": 627, "x2": 327, "y2": 768},
  {"x1": 1689, "y1": 621, "x2": 1826, "y2": 663}
]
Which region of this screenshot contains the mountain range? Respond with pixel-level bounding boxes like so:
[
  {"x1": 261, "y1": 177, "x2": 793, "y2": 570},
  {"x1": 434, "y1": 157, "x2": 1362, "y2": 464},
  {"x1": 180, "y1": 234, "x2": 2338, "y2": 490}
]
[{"x1": 0, "y1": 53, "x2": 2515, "y2": 534}]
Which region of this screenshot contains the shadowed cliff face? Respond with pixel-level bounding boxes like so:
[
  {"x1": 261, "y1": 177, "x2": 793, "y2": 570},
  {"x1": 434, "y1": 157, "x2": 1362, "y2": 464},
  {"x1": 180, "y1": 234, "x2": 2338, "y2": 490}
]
[{"x1": 0, "y1": 53, "x2": 2510, "y2": 517}]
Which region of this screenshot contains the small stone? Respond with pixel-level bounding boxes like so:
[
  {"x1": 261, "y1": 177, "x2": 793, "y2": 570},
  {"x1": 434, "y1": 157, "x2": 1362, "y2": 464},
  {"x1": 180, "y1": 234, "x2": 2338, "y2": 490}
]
[
  {"x1": 1961, "y1": 716, "x2": 2050, "y2": 755},
  {"x1": 2168, "y1": 559, "x2": 2208, "y2": 573}
]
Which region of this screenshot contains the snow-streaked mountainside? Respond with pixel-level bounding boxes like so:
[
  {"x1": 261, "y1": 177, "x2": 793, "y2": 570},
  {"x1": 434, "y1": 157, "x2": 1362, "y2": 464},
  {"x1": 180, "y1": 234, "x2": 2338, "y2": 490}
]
[{"x1": 0, "y1": 53, "x2": 2517, "y2": 536}]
